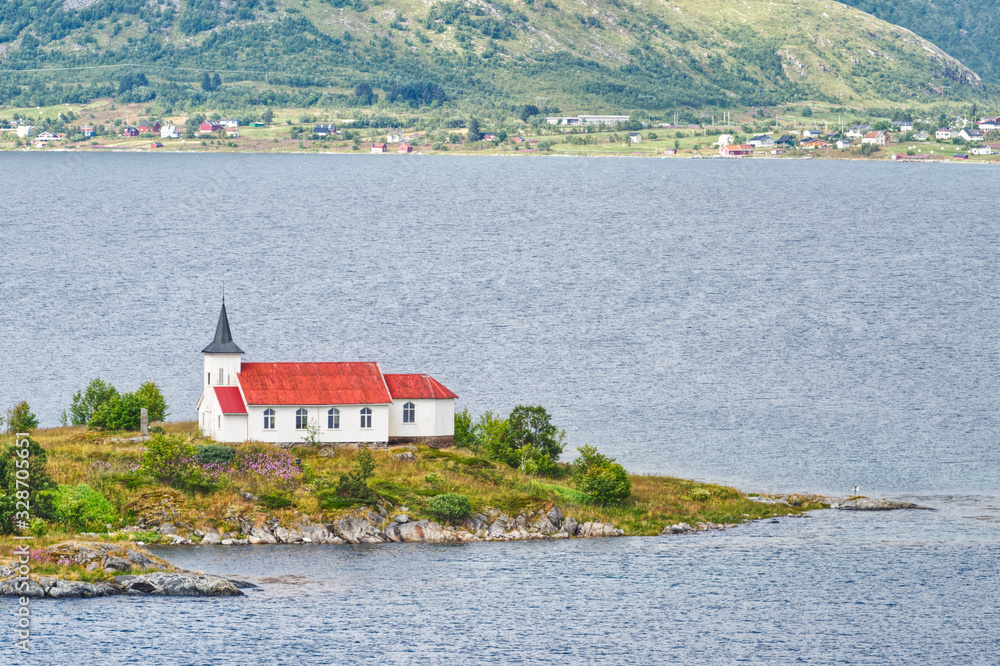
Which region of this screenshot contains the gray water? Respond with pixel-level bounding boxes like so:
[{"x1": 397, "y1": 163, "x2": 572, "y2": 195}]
[{"x1": 1, "y1": 154, "x2": 999, "y2": 663}]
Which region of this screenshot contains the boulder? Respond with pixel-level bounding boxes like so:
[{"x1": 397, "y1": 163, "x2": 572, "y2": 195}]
[
  {"x1": 394, "y1": 514, "x2": 410, "y2": 524},
  {"x1": 201, "y1": 532, "x2": 222, "y2": 545},
  {"x1": 578, "y1": 522, "x2": 623, "y2": 538},
  {"x1": 299, "y1": 523, "x2": 332, "y2": 544},
  {"x1": 0, "y1": 578, "x2": 46, "y2": 598},
  {"x1": 532, "y1": 517, "x2": 560, "y2": 535},
  {"x1": 384, "y1": 519, "x2": 452, "y2": 543},
  {"x1": 248, "y1": 526, "x2": 278, "y2": 544},
  {"x1": 331, "y1": 515, "x2": 388, "y2": 544},
  {"x1": 837, "y1": 498, "x2": 933, "y2": 511},
  {"x1": 102, "y1": 556, "x2": 133, "y2": 573},
  {"x1": 557, "y1": 517, "x2": 578, "y2": 537},
  {"x1": 126, "y1": 549, "x2": 158, "y2": 569},
  {"x1": 393, "y1": 452, "x2": 416, "y2": 462},
  {"x1": 488, "y1": 519, "x2": 507, "y2": 538},
  {"x1": 546, "y1": 507, "x2": 564, "y2": 529},
  {"x1": 47, "y1": 580, "x2": 100, "y2": 599},
  {"x1": 115, "y1": 572, "x2": 244, "y2": 597},
  {"x1": 158, "y1": 523, "x2": 178, "y2": 535}
]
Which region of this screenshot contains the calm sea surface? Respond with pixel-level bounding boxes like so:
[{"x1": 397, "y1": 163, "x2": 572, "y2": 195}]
[{"x1": 2, "y1": 153, "x2": 999, "y2": 664}]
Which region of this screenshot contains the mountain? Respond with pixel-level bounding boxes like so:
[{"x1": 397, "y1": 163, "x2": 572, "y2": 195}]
[
  {"x1": 839, "y1": 0, "x2": 999, "y2": 87},
  {"x1": 0, "y1": 0, "x2": 991, "y2": 112}
]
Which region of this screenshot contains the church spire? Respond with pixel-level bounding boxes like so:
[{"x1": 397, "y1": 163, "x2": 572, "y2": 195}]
[{"x1": 202, "y1": 301, "x2": 244, "y2": 354}]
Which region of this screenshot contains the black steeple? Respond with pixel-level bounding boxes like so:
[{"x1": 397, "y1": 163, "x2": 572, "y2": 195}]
[{"x1": 202, "y1": 300, "x2": 244, "y2": 354}]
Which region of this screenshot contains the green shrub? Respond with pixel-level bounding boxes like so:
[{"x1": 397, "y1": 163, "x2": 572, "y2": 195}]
[
  {"x1": 53, "y1": 484, "x2": 119, "y2": 532},
  {"x1": 0, "y1": 436, "x2": 56, "y2": 534},
  {"x1": 69, "y1": 378, "x2": 118, "y2": 426},
  {"x1": 3, "y1": 401, "x2": 39, "y2": 433},
  {"x1": 428, "y1": 493, "x2": 472, "y2": 522},
  {"x1": 88, "y1": 381, "x2": 169, "y2": 430},
  {"x1": 196, "y1": 444, "x2": 235, "y2": 466},
  {"x1": 454, "y1": 408, "x2": 476, "y2": 449},
  {"x1": 572, "y1": 445, "x2": 632, "y2": 505},
  {"x1": 140, "y1": 434, "x2": 195, "y2": 486},
  {"x1": 334, "y1": 448, "x2": 377, "y2": 501},
  {"x1": 258, "y1": 491, "x2": 294, "y2": 510}
]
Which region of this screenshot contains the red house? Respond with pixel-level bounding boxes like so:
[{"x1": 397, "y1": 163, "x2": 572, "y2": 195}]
[
  {"x1": 121, "y1": 126, "x2": 140, "y2": 137},
  {"x1": 398, "y1": 143, "x2": 413, "y2": 153},
  {"x1": 371, "y1": 143, "x2": 387, "y2": 153},
  {"x1": 199, "y1": 121, "x2": 223, "y2": 133},
  {"x1": 150, "y1": 142, "x2": 164, "y2": 149},
  {"x1": 80, "y1": 126, "x2": 95, "y2": 138},
  {"x1": 720, "y1": 144, "x2": 753, "y2": 156}
]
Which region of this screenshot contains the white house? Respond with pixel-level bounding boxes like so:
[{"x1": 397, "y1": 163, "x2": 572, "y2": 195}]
[
  {"x1": 628, "y1": 132, "x2": 642, "y2": 143},
  {"x1": 802, "y1": 129, "x2": 824, "y2": 138},
  {"x1": 16, "y1": 125, "x2": 33, "y2": 138},
  {"x1": 862, "y1": 130, "x2": 890, "y2": 146},
  {"x1": 836, "y1": 139, "x2": 853, "y2": 150},
  {"x1": 749, "y1": 134, "x2": 775, "y2": 148},
  {"x1": 970, "y1": 146, "x2": 994, "y2": 156},
  {"x1": 846, "y1": 124, "x2": 871, "y2": 139},
  {"x1": 716, "y1": 133, "x2": 735, "y2": 147},
  {"x1": 936, "y1": 128, "x2": 957, "y2": 140},
  {"x1": 386, "y1": 130, "x2": 402, "y2": 144},
  {"x1": 161, "y1": 125, "x2": 180, "y2": 139},
  {"x1": 196, "y1": 302, "x2": 457, "y2": 447},
  {"x1": 219, "y1": 119, "x2": 239, "y2": 128},
  {"x1": 959, "y1": 128, "x2": 984, "y2": 142}
]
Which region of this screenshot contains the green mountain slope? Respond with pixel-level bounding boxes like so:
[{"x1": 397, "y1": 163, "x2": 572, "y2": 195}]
[
  {"x1": 0, "y1": 0, "x2": 991, "y2": 111},
  {"x1": 839, "y1": 0, "x2": 999, "y2": 87}
]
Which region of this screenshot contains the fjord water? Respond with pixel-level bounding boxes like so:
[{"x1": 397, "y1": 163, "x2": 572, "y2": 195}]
[{"x1": 2, "y1": 153, "x2": 999, "y2": 664}]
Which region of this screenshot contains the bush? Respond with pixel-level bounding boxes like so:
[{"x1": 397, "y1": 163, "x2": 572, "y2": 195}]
[
  {"x1": 140, "y1": 434, "x2": 195, "y2": 486},
  {"x1": 0, "y1": 436, "x2": 57, "y2": 534},
  {"x1": 69, "y1": 378, "x2": 118, "y2": 425},
  {"x1": 507, "y1": 405, "x2": 565, "y2": 461},
  {"x1": 52, "y1": 484, "x2": 119, "y2": 532},
  {"x1": 88, "y1": 381, "x2": 169, "y2": 430},
  {"x1": 258, "y1": 491, "x2": 294, "y2": 510},
  {"x1": 801, "y1": 106, "x2": 813, "y2": 117},
  {"x1": 334, "y1": 448, "x2": 377, "y2": 500},
  {"x1": 196, "y1": 444, "x2": 235, "y2": 466},
  {"x1": 4, "y1": 401, "x2": 38, "y2": 433},
  {"x1": 572, "y1": 445, "x2": 632, "y2": 505},
  {"x1": 428, "y1": 493, "x2": 472, "y2": 523},
  {"x1": 454, "y1": 408, "x2": 475, "y2": 449}
]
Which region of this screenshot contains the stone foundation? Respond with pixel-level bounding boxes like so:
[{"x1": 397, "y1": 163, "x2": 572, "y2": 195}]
[{"x1": 388, "y1": 435, "x2": 453, "y2": 449}]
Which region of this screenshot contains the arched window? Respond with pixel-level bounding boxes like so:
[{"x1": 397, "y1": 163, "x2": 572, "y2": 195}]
[
  {"x1": 360, "y1": 407, "x2": 372, "y2": 429},
  {"x1": 295, "y1": 408, "x2": 309, "y2": 430},
  {"x1": 328, "y1": 408, "x2": 340, "y2": 430},
  {"x1": 403, "y1": 402, "x2": 415, "y2": 424},
  {"x1": 263, "y1": 408, "x2": 275, "y2": 430}
]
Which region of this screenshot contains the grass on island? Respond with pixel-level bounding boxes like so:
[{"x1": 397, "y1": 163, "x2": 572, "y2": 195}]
[{"x1": 1, "y1": 422, "x2": 826, "y2": 564}]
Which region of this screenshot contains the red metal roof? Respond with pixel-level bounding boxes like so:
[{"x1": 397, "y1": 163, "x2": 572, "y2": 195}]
[
  {"x1": 214, "y1": 386, "x2": 247, "y2": 414},
  {"x1": 383, "y1": 374, "x2": 458, "y2": 400},
  {"x1": 238, "y1": 362, "x2": 392, "y2": 405}
]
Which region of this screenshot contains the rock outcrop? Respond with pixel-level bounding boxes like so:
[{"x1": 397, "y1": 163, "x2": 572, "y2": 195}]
[{"x1": 836, "y1": 498, "x2": 933, "y2": 511}]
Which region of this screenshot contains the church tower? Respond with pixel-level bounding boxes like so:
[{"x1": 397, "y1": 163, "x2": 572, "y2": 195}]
[{"x1": 202, "y1": 300, "x2": 243, "y2": 389}]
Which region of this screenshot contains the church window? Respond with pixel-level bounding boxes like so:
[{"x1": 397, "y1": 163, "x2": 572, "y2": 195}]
[
  {"x1": 328, "y1": 408, "x2": 340, "y2": 429},
  {"x1": 264, "y1": 409, "x2": 275, "y2": 430},
  {"x1": 403, "y1": 402, "x2": 415, "y2": 424},
  {"x1": 295, "y1": 408, "x2": 309, "y2": 429},
  {"x1": 360, "y1": 407, "x2": 372, "y2": 429}
]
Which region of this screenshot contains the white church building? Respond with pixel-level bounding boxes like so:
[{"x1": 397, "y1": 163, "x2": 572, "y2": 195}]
[{"x1": 196, "y1": 302, "x2": 457, "y2": 447}]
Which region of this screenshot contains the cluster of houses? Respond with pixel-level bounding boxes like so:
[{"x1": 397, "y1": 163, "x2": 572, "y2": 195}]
[{"x1": 546, "y1": 115, "x2": 630, "y2": 126}]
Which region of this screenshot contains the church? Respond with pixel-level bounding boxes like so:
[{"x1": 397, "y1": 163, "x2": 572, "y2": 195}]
[{"x1": 195, "y1": 302, "x2": 457, "y2": 447}]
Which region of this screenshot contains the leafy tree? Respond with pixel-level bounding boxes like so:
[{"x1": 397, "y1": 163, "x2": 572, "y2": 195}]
[
  {"x1": 572, "y1": 445, "x2": 632, "y2": 505},
  {"x1": 0, "y1": 436, "x2": 57, "y2": 534},
  {"x1": 507, "y1": 405, "x2": 564, "y2": 461},
  {"x1": 801, "y1": 106, "x2": 813, "y2": 117},
  {"x1": 261, "y1": 107, "x2": 274, "y2": 124},
  {"x1": 212, "y1": 72, "x2": 222, "y2": 90},
  {"x1": 201, "y1": 72, "x2": 213, "y2": 92},
  {"x1": 135, "y1": 381, "x2": 169, "y2": 422},
  {"x1": 471, "y1": 410, "x2": 510, "y2": 462},
  {"x1": 466, "y1": 117, "x2": 482, "y2": 142},
  {"x1": 4, "y1": 401, "x2": 39, "y2": 433},
  {"x1": 454, "y1": 408, "x2": 476, "y2": 449},
  {"x1": 354, "y1": 82, "x2": 377, "y2": 104},
  {"x1": 428, "y1": 493, "x2": 472, "y2": 523},
  {"x1": 519, "y1": 104, "x2": 540, "y2": 121},
  {"x1": 69, "y1": 378, "x2": 119, "y2": 426}
]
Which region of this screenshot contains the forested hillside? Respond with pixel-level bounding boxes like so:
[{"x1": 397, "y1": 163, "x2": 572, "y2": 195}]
[
  {"x1": 0, "y1": 0, "x2": 991, "y2": 113},
  {"x1": 840, "y1": 0, "x2": 999, "y2": 87}
]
